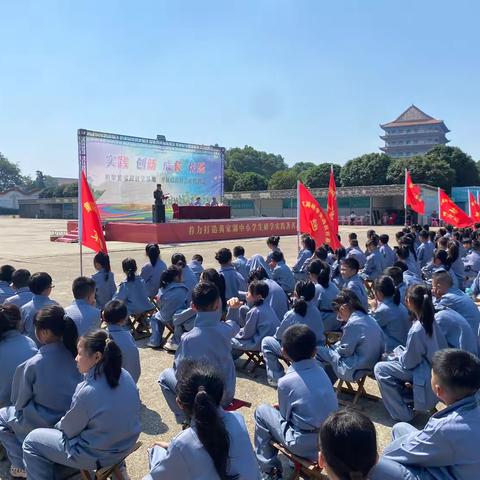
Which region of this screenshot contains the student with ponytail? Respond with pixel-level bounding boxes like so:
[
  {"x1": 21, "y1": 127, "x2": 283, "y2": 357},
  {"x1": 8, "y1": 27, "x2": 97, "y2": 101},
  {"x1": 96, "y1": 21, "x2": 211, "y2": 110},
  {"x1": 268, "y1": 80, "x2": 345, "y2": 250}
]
[
  {"x1": 148, "y1": 359, "x2": 259, "y2": 480},
  {"x1": 446, "y1": 240, "x2": 465, "y2": 290},
  {"x1": 261, "y1": 281, "x2": 325, "y2": 387},
  {"x1": 372, "y1": 275, "x2": 410, "y2": 352},
  {"x1": 114, "y1": 257, "x2": 154, "y2": 316},
  {"x1": 422, "y1": 249, "x2": 458, "y2": 288},
  {"x1": 265, "y1": 235, "x2": 281, "y2": 265},
  {"x1": 374, "y1": 284, "x2": 448, "y2": 422},
  {"x1": 91, "y1": 251, "x2": 116, "y2": 309},
  {"x1": 269, "y1": 250, "x2": 295, "y2": 294},
  {"x1": 141, "y1": 243, "x2": 167, "y2": 298},
  {"x1": 0, "y1": 305, "x2": 81, "y2": 478},
  {"x1": 23, "y1": 330, "x2": 141, "y2": 479},
  {"x1": 292, "y1": 234, "x2": 316, "y2": 281}
]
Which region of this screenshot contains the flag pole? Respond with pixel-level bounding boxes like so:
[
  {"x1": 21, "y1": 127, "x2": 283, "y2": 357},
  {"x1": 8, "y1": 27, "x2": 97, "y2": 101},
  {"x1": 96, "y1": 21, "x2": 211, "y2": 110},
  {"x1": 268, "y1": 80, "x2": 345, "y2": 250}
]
[
  {"x1": 437, "y1": 187, "x2": 441, "y2": 228},
  {"x1": 404, "y1": 169, "x2": 408, "y2": 227},
  {"x1": 468, "y1": 188, "x2": 471, "y2": 217},
  {"x1": 296, "y1": 180, "x2": 300, "y2": 252},
  {"x1": 77, "y1": 135, "x2": 83, "y2": 276}
]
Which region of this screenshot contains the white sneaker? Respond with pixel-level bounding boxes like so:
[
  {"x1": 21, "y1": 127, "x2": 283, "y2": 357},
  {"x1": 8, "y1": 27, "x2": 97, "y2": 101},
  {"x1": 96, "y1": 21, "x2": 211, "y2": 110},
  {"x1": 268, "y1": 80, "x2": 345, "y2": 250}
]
[{"x1": 164, "y1": 339, "x2": 178, "y2": 352}]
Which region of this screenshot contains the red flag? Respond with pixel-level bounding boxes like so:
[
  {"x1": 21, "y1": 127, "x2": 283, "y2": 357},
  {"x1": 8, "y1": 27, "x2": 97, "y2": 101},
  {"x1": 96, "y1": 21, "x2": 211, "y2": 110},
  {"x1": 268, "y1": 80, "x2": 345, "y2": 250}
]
[
  {"x1": 80, "y1": 171, "x2": 108, "y2": 253},
  {"x1": 327, "y1": 165, "x2": 339, "y2": 236},
  {"x1": 469, "y1": 191, "x2": 480, "y2": 226},
  {"x1": 298, "y1": 181, "x2": 341, "y2": 250},
  {"x1": 404, "y1": 170, "x2": 425, "y2": 215},
  {"x1": 439, "y1": 189, "x2": 471, "y2": 228}
]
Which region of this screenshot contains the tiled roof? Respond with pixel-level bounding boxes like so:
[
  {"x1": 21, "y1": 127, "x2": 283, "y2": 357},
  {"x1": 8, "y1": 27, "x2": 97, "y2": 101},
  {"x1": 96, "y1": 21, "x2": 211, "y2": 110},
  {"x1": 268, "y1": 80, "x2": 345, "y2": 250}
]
[{"x1": 381, "y1": 105, "x2": 446, "y2": 128}]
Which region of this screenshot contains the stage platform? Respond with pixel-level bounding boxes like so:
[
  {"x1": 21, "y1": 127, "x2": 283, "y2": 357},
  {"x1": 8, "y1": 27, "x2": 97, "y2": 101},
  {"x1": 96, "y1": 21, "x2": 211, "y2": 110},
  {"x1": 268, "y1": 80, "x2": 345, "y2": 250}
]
[{"x1": 67, "y1": 218, "x2": 297, "y2": 244}]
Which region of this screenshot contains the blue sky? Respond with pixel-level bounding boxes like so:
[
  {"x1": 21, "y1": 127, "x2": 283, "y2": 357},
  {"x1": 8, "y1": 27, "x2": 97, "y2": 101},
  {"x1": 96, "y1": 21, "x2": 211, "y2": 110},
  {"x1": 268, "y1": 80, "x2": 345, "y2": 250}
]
[{"x1": 1, "y1": 0, "x2": 479, "y2": 178}]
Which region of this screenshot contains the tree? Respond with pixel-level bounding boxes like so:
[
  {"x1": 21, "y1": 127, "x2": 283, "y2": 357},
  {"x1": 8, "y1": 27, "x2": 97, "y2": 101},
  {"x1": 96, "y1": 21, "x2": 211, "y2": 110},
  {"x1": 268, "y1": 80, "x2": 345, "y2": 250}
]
[
  {"x1": 424, "y1": 145, "x2": 480, "y2": 187},
  {"x1": 226, "y1": 146, "x2": 287, "y2": 178},
  {"x1": 290, "y1": 162, "x2": 316, "y2": 174},
  {"x1": 386, "y1": 156, "x2": 456, "y2": 191},
  {"x1": 0, "y1": 153, "x2": 26, "y2": 191},
  {"x1": 340, "y1": 153, "x2": 391, "y2": 186},
  {"x1": 303, "y1": 163, "x2": 341, "y2": 188},
  {"x1": 224, "y1": 168, "x2": 237, "y2": 192},
  {"x1": 232, "y1": 172, "x2": 268, "y2": 191},
  {"x1": 268, "y1": 170, "x2": 298, "y2": 190},
  {"x1": 34, "y1": 171, "x2": 46, "y2": 189}
]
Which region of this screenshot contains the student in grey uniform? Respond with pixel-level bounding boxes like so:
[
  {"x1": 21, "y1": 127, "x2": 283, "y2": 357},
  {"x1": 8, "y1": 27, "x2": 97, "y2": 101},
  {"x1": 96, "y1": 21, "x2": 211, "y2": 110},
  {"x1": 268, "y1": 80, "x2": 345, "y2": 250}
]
[
  {"x1": 339, "y1": 258, "x2": 369, "y2": 311},
  {"x1": 23, "y1": 330, "x2": 141, "y2": 480},
  {"x1": 380, "y1": 234, "x2": 396, "y2": 269},
  {"x1": 148, "y1": 359, "x2": 259, "y2": 480},
  {"x1": 232, "y1": 245, "x2": 249, "y2": 281},
  {"x1": 247, "y1": 254, "x2": 272, "y2": 279},
  {"x1": 308, "y1": 260, "x2": 340, "y2": 331},
  {"x1": 171, "y1": 253, "x2": 198, "y2": 299},
  {"x1": 216, "y1": 248, "x2": 248, "y2": 300},
  {"x1": 463, "y1": 238, "x2": 480, "y2": 287},
  {"x1": 447, "y1": 240, "x2": 465, "y2": 290},
  {"x1": 0, "y1": 304, "x2": 37, "y2": 408},
  {"x1": 346, "y1": 239, "x2": 367, "y2": 269},
  {"x1": 91, "y1": 251, "x2": 116, "y2": 310},
  {"x1": 432, "y1": 269, "x2": 480, "y2": 338},
  {"x1": 104, "y1": 299, "x2": 140, "y2": 383},
  {"x1": 269, "y1": 250, "x2": 295, "y2": 295},
  {"x1": 140, "y1": 243, "x2": 167, "y2": 298},
  {"x1": 261, "y1": 281, "x2": 325, "y2": 387},
  {"x1": 228, "y1": 281, "x2": 280, "y2": 358},
  {"x1": 374, "y1": 285, "x2": 448, "y2": 422},
  {"x1": 416, "y1": 230, "x2": 434, "y2": 269},
  {"x1": 396, "y1": 241, "x2": 421, "y2": 278},
  {"x1": 0, "y1": 265, "x2": 15, "y2": 304},
  {"x1": 5, "y1": 269, "x2": 33, "y2": 309},
  {"x1": 372, "y1": 275, "x2": 410, "y2": 352},
  {"x1": 360, "y1": 238, "x2": 384, "y2": 282},
  {"x1": 317, "y1": 289, "x2": 384, "y2": 385},
  {"x1": 187, "y1": 254, "x2": 204, "y2": 281},
  {"x1": 265, "y1": 236, "x2": 282, "y2": 266},
  {"x1": 255, "y1": 325, "x2": 338, "y2": 478},
  {"x1": 384, "y1": 266, "x2": 407, "y2": 305},
  {"x1": 371, "y1": 349, "x2": 480, "y2": 480},
  {"x1": 158, "y1": 282, "x2": 240, "y2": 424},
  {"x1": 319, "y1": 410, "x2": 378, "y2": 480},
  {"x1": 330, "y1": 247, "x2": 347, "y2": 289},
  {"x1": 422, "y1": 249, "x2": 458, "y2": 288},
  {"x1": 113, "y1": 257, "x2": 154, "y2": 317},
  {"x1": 20, "y1": 272, "x2": 57, "y2": 346},
  {"x1": 0, "y1": 306, "x2": 81, "y2": 478},
  {"x1": 147, "y1": 266, "x2": 189, "y2": 350},
  {"x1": 292, "y1": 234, "x2": 316, "y2": 281},
  {"x1": 65, "y1": 276, "x2": 101, "y2": 337}
]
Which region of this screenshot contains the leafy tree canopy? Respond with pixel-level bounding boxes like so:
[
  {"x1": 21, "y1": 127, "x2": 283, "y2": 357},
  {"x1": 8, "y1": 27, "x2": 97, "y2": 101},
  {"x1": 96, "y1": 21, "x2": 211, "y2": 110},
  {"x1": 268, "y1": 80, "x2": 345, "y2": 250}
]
[
  {"x1": 268, "y1": 170, "x2": 298, "y2": 190},
  {"x1": 303, "y1": 163, "x2": 341, "y2": 188},
  {"x1": 340, "y1": 153, "x2": 391, "y2": 186},
  {"x1": 226, "y1": 145, "x2": 287, "y2": 178},
  {"x1": 0, "y1": 153, "x2": 27, "y2": 191},
  {"x1": 232, "y1": 172, "x2": 268, "y2": 192}
]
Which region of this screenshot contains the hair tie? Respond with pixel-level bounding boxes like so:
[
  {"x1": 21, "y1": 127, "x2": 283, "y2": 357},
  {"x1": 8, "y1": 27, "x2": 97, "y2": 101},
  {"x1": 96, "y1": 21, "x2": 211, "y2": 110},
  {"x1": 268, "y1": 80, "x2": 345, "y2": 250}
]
[
  {"x1": 105, "y1": 337, "x2": 113, "y2": 346},
  {"x1": 197, "y1": 385, "x2": 206, "y2": 394},
  {"x1": 424, "y1": 293, "x2": 429, "y2": 300}
]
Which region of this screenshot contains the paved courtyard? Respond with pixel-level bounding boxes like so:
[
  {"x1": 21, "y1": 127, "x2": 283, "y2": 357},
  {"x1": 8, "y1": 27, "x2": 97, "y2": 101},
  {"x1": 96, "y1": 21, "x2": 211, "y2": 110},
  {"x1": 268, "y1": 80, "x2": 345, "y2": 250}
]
[{"x1": 0, "y1": 218, "x2": 425, "y2": 479}]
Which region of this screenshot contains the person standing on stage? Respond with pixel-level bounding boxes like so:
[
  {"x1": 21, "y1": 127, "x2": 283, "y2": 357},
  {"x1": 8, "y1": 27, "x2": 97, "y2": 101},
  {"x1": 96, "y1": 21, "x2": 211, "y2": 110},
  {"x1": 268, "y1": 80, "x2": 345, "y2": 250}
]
[{"x1": 154, "y1": 184, "x2": 164, "y2": 206}]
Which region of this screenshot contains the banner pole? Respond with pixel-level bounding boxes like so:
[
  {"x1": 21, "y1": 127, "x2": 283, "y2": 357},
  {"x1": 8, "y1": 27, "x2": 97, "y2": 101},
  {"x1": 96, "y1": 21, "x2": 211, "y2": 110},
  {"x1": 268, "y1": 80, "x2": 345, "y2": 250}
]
[
  {"x1": 77, "y1": 132, "x2": 84, "y2": 276},
  {"x1": 296, "y1": 180, "x2": 300, "y2": 252},
  {"x1": 438, "y1": 187, "x2": 441, "y2": 228},
  {"x1": 404, "y1": 169, "x2": 408, "y2": 227}
]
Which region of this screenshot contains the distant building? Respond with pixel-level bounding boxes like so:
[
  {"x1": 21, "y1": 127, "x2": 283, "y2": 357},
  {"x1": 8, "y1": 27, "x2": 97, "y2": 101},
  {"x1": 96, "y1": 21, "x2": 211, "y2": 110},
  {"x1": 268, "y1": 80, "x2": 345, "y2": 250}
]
[
  {"x1": 0, "y1": 188, "x2": 40, "y2": 212},
  {"x1": 53, "y1": 177, "x2": 76, "y2": 186},
  {"x1": 380, "y1": 105, "x2": 449, "y2": 158}
]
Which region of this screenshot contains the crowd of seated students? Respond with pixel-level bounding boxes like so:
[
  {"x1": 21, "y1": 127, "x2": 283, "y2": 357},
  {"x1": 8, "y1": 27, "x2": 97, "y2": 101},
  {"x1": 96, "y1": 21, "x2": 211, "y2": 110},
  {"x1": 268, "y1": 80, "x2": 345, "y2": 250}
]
[{"x1": 0, "y1": 224, "x2": 480, "y2": 479}]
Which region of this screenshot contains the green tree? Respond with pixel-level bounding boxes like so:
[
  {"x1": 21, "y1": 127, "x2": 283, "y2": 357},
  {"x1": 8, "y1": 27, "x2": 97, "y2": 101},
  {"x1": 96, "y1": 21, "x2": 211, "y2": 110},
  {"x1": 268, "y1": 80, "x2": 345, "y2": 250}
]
[
  {"x1": 386, "y1": 156, "x2": 456, "y2": 191},
  {"x1": 0, "y1": 153, "x2": 26, "y2": 191},
  {"x1": 34, "y1": 171, "x2": 46, "y2": 189},
  {"x1": 424, "y1": 145, "x2": 480, "y2": 187},
  {"x1": 290, "y1": 162, "x2": 316, "y2": 174},
  {"x1": 226, "y1": 146, "x2": 287, "y2": 178},
  {"x1": 303, "y1": 163, "x2": 341, "y2": 188},
  {"x1": 268, "y1": 170, "x2": 298, "y2": 190},
  {"x1": 340, "y1": 153, "x2": 391, "y2": 186},
  {"x1": 224, "y1": 168, "x2": 237, "y2": 192},
  {"x1": 232, "y1": 172, "x2": 268, "y2": 191}
]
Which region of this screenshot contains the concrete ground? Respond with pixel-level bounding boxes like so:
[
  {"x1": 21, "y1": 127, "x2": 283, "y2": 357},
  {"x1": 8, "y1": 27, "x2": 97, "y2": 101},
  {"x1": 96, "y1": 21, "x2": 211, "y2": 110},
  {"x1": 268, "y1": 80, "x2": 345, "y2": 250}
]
[{"x1": 0, "y1": 218, "x2": 426, "y2": 479}]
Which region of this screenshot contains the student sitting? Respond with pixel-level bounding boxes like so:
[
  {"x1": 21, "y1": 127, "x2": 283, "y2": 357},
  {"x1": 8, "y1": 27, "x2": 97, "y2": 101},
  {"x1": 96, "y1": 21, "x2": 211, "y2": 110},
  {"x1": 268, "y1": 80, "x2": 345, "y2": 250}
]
[
  {"x1": 422, "y1": 249, "x2": 458, "y2": 288},
  {"x1": 262, "y1": 281, "x2": 325, "y2": 387},
  {"x1": 339, "y1": 258, "x2": 369, "y2": 311},
  {"x1": 0, "y1": 304, "x2": 37, "y2": 408},
  {"x1": 330, "y1": 247, "x2": 347, "y2": 288},
  {"x1": 269, "y1": 251, "x2": 295, "y2": 295},
  {"x1": 232, "y1": 245, "x2": 249, "y2": 281},
  {"x1": 379, "y1": 234, "x2": 396, "y2": 269},
  {"x1": 265, "y1": 235, "x2": 281, "y2": 265},
  {"x1": 65, "y1": 276, "x2": 101, "y2": 337},
  {"x1": 292, "y1": 234, "x2": 316, "y2": 281},
  {"x1": 113, "y1": 258, "x2": 154, "y2": 317},
  {"x1": 148, "y1": 359, "x2": 259, "y2": 479},
  {"x1": 216, "y1": 248, "x2": 247, "y2": 300},
  {"x1": 5, "y1": 269, "x2": 33, "y2": 309},
  {"x1": 359, "y1": 238, "x2": 384, "y2": 282},
  {"x1": 0, "y1": 306, "x2": 81, "y2": 478},
  {"x1": 147, "y1": 266, "x2": 189, "y2": 350},
  {"x1": 255, "y1": 325, "x2": 338, "y2": 479},
  {"x1": 346, "y1": 239, "x2": 367, "y2": 269},
  {"x1": 187, "y1": 254, "x2": 204, "y2": 281},
  {"x1": 384, "y1": 266, "x2": 407, "y2": 305},
  {"x1": 104, "y1": 299, "x2": 141, "y2": 383},
  {"x1": 372, "y1": 275, "x2": 410, "y2": 352},
  {"x1": 308, "y1": 260, "x2": 340, "y2": 331},
  {"x1": 91, "y1": 251, "x2": 116, "y2": 309},
  {"x1": 20, "y1": 272, "x2": 57, "y2": 345},
  {"x1": 171, "y1": 253, "x2": 198, "y2": 298},
  {"x1": 432, "y1": 269, "x2": 480, "y2": 339},
  {"x1": 416, "y1": 230, "x2": 434, "y2": 269},
  {"x1": 23, "y1": 330, "x2": 141, "y2": 480},
  {"x1": 319, "y1": 410, "x2": 378, "y2": 480},
  {"x1": 228, "y1": 281, "x2": 280, "y2": 359},
  {"x1": 371, "y1": 349, "x2": 480, "y2": 480},
  {"x1": 159, "y1": 282, "x2": 240, "y2": 424},
  {"x1": 463, "y1": 238, "x2": 480, "y2": 287},
  {"x1": 374, "y1": 285, "x2": 448, "y2": 422},
  {"x1": 140, "y1": 244, "x2": 167, "y2": 298},
  {"x1": 0, "y1": 265, "x2": 15, "y2": 303},
  {"x1": 397, "y1": 237, "x2": 421, "y2": 277},
  {"x1": 447, "y1": 240, "x2": 465, "y2": 290},
  {"x1": 247, "y1": 254, "x2": 272, "y2": 278},
  {"x1": 317, "y1": 289, "x2": 384, "y2": 384}
]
